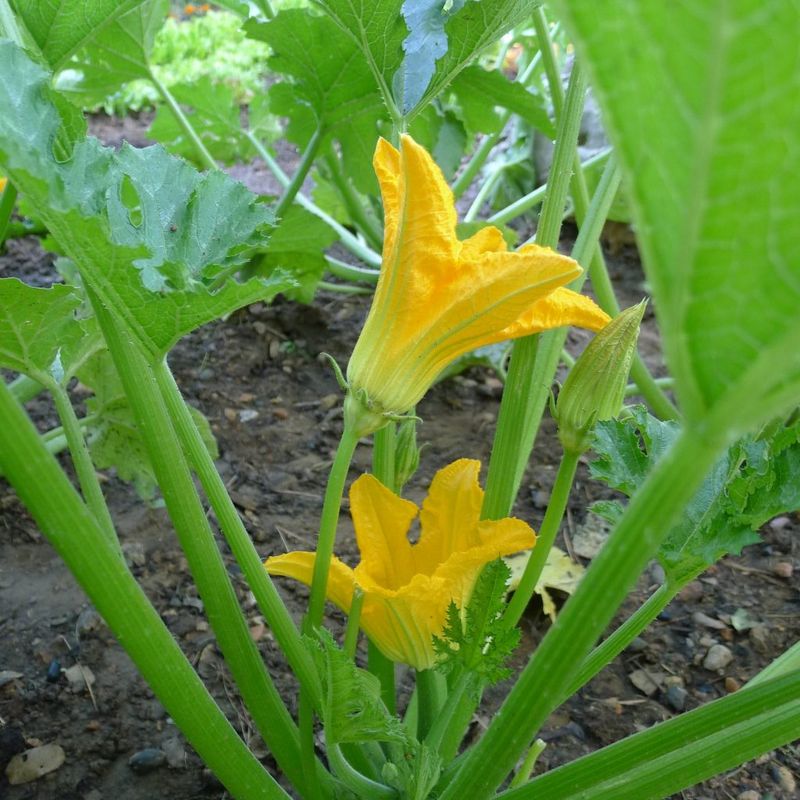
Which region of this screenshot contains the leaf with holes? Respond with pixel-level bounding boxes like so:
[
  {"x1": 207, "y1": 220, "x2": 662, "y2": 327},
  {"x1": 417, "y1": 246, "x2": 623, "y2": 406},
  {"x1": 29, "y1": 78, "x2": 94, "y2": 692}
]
[{"x1": 0, "y1": 42, "x2": 295, "y2": 362}]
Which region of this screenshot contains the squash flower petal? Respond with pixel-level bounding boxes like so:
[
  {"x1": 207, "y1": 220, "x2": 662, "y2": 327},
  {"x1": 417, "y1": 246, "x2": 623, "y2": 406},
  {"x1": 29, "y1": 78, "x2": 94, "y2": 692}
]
[
  {"x1": 345, "y1": 135, "x2": 610, "y2": 424},
  {"x1": 265, "y1": 459, "x2": 536, "y2": 670}
]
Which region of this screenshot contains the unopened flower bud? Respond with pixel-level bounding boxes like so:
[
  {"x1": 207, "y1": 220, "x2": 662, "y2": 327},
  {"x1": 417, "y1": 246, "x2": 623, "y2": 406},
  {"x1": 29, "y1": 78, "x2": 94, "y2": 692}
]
[{"x1": 556, "y1": 300, "x2": 647, "y2": 454}]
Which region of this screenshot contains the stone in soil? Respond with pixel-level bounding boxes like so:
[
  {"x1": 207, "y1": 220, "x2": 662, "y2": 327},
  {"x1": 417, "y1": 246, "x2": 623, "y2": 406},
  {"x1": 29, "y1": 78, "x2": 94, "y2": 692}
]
[
  {"x1": 128, "y1": 748, "x2": 167, "y2": 774},
  {"x1": 703, "y1": 644, "x2": 734, "y2": 671},
  {"x1": 5, "y1": 743, "x2": 65, "y2": 785}
]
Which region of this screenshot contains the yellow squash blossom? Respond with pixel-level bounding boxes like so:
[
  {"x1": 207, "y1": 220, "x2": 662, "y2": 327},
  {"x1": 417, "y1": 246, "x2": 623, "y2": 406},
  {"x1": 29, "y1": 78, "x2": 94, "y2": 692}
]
[
  {"x1": 266, "y1": 459, "x2": 536, "y2": 670},
  {"x1": 345, "y1": 134, "x2": 610, "y2": 429}
]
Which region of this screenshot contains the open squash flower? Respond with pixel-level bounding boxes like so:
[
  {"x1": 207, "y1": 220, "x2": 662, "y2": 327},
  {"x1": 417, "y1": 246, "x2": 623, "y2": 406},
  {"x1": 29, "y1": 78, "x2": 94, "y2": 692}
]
[
  {"x1": 266, "y1": 459, "x2": 535, "y2": 670},
  {"x1": 345, "y1": 134, "x2": 610, "y2": 432}
]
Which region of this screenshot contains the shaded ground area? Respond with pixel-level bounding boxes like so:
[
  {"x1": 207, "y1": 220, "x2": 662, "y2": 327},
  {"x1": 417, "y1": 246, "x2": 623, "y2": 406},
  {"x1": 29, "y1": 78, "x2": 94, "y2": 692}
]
[{"x1": 0, "y1": 116, "x2": 798, "y2": 800}]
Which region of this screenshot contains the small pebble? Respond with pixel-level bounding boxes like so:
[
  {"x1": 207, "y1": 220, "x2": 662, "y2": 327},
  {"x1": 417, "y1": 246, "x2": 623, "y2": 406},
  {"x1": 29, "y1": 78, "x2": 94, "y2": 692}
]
[
  {"x1": 736, "y1": 791, "x2": 760, "y2": 800},
  {"x1": 76, "y1": 608, "x2": 103, "y2": 637},
  {"x1": 161, "y1": 736, "x2": 186, "y2": 769},
  {"x1": 773, "y1": 764, "x2": 796, "y2": 794},
  {"x1": 628, "y1": 637, "x2": 648, "y2": 653},
  {"x1": 665, "y1": 684, "x2": 688, "y2": 711},
  {"x1": 772, "y1": 562, "x2": 793, "y2": 579},
  {"x1": 724, "y1": 676, "x2": 741, "y2": 692},
  {"x1": 122, "y1": 542, "x2": 146, "y2": 568},
  {"x1": 5, "y1": 744, "x2": 65, "y2": 785},
  {"x1": 703, "y1": 644, "x2": 733, "y2": 671},
  {"x1": 45, "y1": 658, "x2": 61, "y2": 683},
  {"x1": 693, "y1": 611, "x2": 727, "y2": 630},
  {"x1": 769, "y1": 515, "x2": 791, "y2": 530},
  {"x1": 750, "y1": 625, "x2": 770, "y2": 654},
  {"x1": 128, "y1": 748, "x2": 167, "y2": 774},
  {"x1": 63, "y1": 664, "x2": 96, "y2": 692},
  {"x1": 678, "y1": 581, "x2": 704, "y2": 602}
]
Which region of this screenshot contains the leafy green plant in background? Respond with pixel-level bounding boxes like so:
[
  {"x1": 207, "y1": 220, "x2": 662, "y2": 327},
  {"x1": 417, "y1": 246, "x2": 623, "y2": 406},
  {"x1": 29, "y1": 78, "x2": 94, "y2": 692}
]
[{"x1": 1, "y1": 1, "x2": 799, "y2": 800}]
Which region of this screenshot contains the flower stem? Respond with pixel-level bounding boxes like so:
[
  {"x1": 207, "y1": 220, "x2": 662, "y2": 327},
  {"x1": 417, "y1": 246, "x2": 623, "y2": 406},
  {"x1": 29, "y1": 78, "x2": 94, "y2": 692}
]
[
  {"x1": 50, "y1": 382, "x2": 119, "y2": 553},
  {"x1": 509, "y1": 739, "x2": 547, "y2": 789},
  {"x1": 440, "y1": 424, "x2": 728, "y2": 800},
  {"x1": 306, "y1": 426, "x2": 359, "y2": 629},
  {"x1": 153, "y1": 360, "x2": 323, "y2": 710},
  {"x1": 149, "y1": 72, "x2": 217, "y2": 172},
  {"x1": 246, "y1": 130, "x2": 382, "y2": 268},
  {"x1": 416, "y1": 668, "x2": 447, "y2": 741},
  {"x1": 275, "y1": 127, "x2": 324, "y2": 218},
  {"x1": 329, "y1": 745, "x2": 398, "y2": 799},
  {"x1": 325, "y1": 256, "x2": 380, "y2": 285},
  {"x1": 368, "y1": 423, "x2": 398, "y2": 713},
  {"x1": 503, "y1": 450, "x2": 580, "y2": 628},
  {"x1": 0, "y1": 382, "x2": 289, "y2": 800}
]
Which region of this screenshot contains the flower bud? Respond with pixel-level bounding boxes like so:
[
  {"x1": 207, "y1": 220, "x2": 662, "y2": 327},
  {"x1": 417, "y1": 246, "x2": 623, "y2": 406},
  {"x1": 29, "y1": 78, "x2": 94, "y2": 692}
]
[
  {"x1": 393, "y1": 416, "x2": 421, "y2": 492},
  {"x1": 556, "y1": 300, "x2": 647, "y2": 454}
]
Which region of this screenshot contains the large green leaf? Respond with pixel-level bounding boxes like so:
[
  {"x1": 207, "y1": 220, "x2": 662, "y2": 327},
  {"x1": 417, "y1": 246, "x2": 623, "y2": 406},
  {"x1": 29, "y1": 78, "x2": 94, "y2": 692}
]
[
  {"x1": 62, "y1": 0, "x2": 168, "y2": 105},
  {"x1": 556, "y1": 0, "x2": 800, "y2": 428},
  {"x1": 247, "y1": 10, "x2": 384, "y2": 148},
  {"x1": 450, "y1": 64, "x2": 554, "y2": 138},
  {"x1": 0, "y1": 42, "x2": 294, "y2": 361},
  {"x1": 0, "y1": 279, "x2": 82, "y2": 381},
  {"x1": 9, "y1": 0, "x2": 145, "y2": 69}
]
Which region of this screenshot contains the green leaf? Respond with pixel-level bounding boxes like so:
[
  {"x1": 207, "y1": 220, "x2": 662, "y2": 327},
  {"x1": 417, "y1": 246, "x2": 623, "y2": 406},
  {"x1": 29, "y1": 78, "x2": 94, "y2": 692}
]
[
  {"x1": 147, "y1": 78, "x2": 253, "y2": 166},
  {"x1": 312, "y1": 0, "x2": 406, "y2": 99},
  {"x1": 10, "y1": 0, "x2": 146, "y2": 69},
  {"x1": 411, "y1": 0, "x2": 535, "y2": 115},
  {"x1": 79, "y1": 350, "x2": 218, "y2": 500},
  {"x1": 590, "y1": 407, "x2": 800, "y2": 581},
  {"x1": 382, "y1": 741, "x2": 442, "y2": 800},
  {"x1": 433, "y1": 559, "x2": 519, "y2": 686},
  {"x1": 254, "y1": 205, "x2": 337, "y2": 303},
  {"x1": 247, "y1": 10, "x2": 384, "y2": 149},
  {"x1": 0, "y1": 278, "x2": 83, "y2": 382},
  {"x1": 309, "y1": 630, "x2": 406, "y2": 745},
  {"x1": 399, "y1": 0, "x2": 467, "y2": 113},
  {"x1": 62, "y1": 0, "x2": 169, "y2": 105},
  {"x1": 556, "y1": 0, "x2": 800, "y2": 428},
  {"x1": 0, "y1": 42, "x2": 295, "y2": 361},
  {"x1": 450, "y1": 64, "x2": 555, "y2": 138}
]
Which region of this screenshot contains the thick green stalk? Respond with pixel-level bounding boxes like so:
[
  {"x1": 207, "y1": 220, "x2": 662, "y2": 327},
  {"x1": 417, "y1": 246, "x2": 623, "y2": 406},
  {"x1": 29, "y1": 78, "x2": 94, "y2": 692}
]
[
  {"x1": 532, "y1": 7, "x2": 564, "y2": 118},
  {"x1": 246, "y1": 131, "x2": 382, "y2": 268},
  {"x1": 368, "y1": 423, "x2": 398, "y2": 713},
  {"x1": 424, "y1": 672, "x2": 475, "y2": 756},
  {"x1": 329, "y1": 745, "x2": 398, "y2": 800},
  {"x1": 90, "y1": 297, "x2": 317, "y2": 794},
  {"x1": 323, "y1": 151, "x2": 384, "y2": 251},
  {"x1": 149, "y1": 73, "x2": 217, "y2": 172},
  {"x1": 557, "y1": 579, "x2": 688, "y2": 705},
  {"x1": 440, "y1": 424, "x2": 727, "y2": 800},
  {"x1": 0, "y1": 382, "x2": 288, "y2": 800},
  {"x1": 50, "y1": 382, "x2": 119, "y2": 551},
  {"x1": 499, "y1": 671, "x2": 800, "y2": 800},
  {"x1": 325, "y1": 256, "x2": 380, "y2": 285},
  {"x1": 503, "y1": 450, "x2": 579, "y2": 627},
  {"x1": 275, "y1": 127, "x2": 324, "y2": 218},
  {"x1": 318, "y1": 279, "x2": 372, "y2": 295},
  {"x1": 482, "y1": 60, "x2": 589, "y2": 520},
  {"x1": 154, "y1": 361, "x2": 322, "y2": 710}
]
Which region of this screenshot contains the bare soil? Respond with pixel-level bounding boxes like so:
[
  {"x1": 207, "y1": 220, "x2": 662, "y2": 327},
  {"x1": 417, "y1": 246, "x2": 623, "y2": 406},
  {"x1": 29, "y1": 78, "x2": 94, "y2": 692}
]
[{"x1": 0, "y1": 115, "x2": 798, "y2": 800}]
